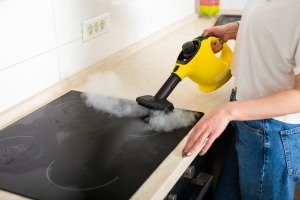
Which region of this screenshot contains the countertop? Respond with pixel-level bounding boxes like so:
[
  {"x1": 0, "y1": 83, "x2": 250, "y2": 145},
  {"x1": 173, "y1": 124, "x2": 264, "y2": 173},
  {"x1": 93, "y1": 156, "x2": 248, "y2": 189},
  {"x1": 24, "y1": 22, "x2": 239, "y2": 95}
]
[{"x1": 0, "y1": 14, "x2": 236, "y2": 200}]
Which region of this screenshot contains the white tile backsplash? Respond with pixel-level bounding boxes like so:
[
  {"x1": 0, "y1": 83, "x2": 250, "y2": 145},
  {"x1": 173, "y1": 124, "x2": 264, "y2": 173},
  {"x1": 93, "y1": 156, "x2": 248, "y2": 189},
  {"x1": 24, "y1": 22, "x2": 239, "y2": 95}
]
[
  {"x1": 0, "y1": 0, "x2": 195, "y2": 114},
  {"x1": 52, "y1": 0, "x2": 112, "y2": 46},
  {"x1": 135, "y1": 0, "x2": 195, "y2": 41},
  {"x1": 0, "y1": 50, "x2": 60, "y2": 112},
  {"x1": 58, "y1": 25, "x2": 137, "y2": 80},
  {"x1": 0, "y1": 0, "x2": 57, "y2": 71}
]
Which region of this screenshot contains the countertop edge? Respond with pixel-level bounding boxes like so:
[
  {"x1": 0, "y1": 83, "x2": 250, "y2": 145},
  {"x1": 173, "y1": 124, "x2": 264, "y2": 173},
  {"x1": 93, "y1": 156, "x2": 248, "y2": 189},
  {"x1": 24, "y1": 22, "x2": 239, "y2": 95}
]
[{"x1": 130, "y1": 129, "x2": 202, "y2": 200}]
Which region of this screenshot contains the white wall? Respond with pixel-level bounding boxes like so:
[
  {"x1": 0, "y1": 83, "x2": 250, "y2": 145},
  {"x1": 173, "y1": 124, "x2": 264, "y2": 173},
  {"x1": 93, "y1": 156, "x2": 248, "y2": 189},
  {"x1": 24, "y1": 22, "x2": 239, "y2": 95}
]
[
  {"x1": 0, "y1": 0, "x2": 195, "y2": 113},
  {"x1": 220, "y1": 0, "x2": 247, "y2": 10}
]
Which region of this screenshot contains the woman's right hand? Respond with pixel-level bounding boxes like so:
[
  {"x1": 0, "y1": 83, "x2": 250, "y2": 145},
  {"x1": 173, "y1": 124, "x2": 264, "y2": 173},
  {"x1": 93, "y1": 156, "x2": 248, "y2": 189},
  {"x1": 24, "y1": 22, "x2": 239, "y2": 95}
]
[{"x1": 203, "y1": 21, "x2": 239, "y2": 42}]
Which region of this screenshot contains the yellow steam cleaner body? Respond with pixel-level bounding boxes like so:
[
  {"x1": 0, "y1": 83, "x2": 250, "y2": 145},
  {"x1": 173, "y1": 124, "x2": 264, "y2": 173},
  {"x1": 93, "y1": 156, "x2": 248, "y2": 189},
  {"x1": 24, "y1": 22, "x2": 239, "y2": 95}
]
[{"x1": 136, "y1": 35, "x2": 233, "y2": 111}]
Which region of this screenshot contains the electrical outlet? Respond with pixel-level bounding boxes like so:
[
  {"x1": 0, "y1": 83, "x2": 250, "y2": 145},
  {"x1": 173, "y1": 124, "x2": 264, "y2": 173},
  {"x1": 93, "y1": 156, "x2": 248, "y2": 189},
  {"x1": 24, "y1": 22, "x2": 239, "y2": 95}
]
[{"x1": 82, "y1": 13, "x2": 110, "y2": 42}]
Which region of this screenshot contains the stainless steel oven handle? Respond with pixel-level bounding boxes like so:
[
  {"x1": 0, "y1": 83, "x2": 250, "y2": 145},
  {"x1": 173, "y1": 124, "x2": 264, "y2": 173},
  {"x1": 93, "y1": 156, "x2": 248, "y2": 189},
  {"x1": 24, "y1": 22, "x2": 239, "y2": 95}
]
[
  {"x1": 182, "y1": 165, "x2": 195, "y2": 179},
  {"x1": 167, "y1": 193, "x2": 178, "y2": 200}
]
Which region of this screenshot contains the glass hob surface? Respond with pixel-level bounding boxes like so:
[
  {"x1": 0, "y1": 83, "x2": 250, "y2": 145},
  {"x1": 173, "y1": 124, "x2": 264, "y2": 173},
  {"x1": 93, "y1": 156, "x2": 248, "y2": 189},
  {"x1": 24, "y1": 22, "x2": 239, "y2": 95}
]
[{"x1": 0, "y1": 91, "x2": 203, "y2": 200}]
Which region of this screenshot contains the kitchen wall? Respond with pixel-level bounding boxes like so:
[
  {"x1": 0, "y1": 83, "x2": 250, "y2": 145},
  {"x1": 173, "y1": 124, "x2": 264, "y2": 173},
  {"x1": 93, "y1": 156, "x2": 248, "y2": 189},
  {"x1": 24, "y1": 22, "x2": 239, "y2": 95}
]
[
  {"x1": 221, "y1": 0, "x2": 247, "y2": 10},
  {"x1": 0, "y1": 0, "x2": 195, "y2": 114}
]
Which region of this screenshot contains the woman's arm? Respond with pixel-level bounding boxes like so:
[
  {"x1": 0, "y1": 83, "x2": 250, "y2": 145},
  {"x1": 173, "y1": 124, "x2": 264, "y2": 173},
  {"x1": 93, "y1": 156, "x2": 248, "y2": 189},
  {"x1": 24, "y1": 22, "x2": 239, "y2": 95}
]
[
  {"x1": 226, "y1": 76, "x2": 300, "y2": 121},
  {"x1": 183, "y1": 73, "x2": 300, "y2": 156},
  {"x1": 203, "y1": 21, "x2": 240, "y2": 42}
]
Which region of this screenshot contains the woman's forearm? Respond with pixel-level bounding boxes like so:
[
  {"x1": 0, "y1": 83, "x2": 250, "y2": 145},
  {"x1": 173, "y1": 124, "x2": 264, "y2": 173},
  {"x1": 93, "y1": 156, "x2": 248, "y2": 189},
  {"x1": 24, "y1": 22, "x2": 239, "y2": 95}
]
[
  {"x1": 203, "y1": 21, "x2": 240, "y2": 42},
  {"x1": 223, "y1": 21, "x2": 240, "y2": 40},
  {"x1": 224, "y1": 88, "x2": 300, "y2": 122},
  {"x1": 225, "y1": 74, "x2": 300, "y2": 121}
]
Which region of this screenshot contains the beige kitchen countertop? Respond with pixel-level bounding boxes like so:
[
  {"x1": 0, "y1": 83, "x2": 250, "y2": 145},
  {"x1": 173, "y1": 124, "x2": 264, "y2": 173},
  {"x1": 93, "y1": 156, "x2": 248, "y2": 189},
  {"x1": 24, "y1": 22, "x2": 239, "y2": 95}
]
[{"x1": 0, "y1": 13, "x2": 237, "y2": 200}]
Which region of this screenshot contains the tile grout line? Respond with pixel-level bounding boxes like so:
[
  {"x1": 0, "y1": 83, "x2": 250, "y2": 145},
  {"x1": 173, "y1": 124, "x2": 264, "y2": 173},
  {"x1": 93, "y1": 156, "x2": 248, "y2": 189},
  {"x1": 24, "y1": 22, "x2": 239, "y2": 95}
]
[{"x1": 50, "y1": 0, "x2": 62, "y2": 81}]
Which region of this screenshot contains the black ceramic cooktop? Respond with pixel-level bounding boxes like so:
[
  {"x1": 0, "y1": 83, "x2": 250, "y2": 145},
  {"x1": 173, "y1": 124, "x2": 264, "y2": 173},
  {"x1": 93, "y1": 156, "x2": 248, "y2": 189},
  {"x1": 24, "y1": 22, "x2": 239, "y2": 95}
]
[
  {"x1": 0, "y1": 91, "x2": 203, "y2": 200},
  {"x1": 214, "y1": 14, "x2": 242, "y2": 26}
]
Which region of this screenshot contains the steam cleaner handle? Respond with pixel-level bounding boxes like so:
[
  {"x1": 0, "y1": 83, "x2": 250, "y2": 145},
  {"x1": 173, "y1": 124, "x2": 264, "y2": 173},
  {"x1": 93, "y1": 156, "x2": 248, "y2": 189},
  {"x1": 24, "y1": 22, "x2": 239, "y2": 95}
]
[{"x1": 154, "y1": 73, "x2": 181, "y2": 101}]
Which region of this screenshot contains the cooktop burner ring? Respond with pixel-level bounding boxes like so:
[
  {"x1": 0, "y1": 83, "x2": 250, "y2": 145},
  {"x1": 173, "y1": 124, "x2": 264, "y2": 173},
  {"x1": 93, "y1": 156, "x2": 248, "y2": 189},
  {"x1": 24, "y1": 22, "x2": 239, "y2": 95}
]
[
  {"x1": 128, "y1": 131, "x2": 163, "y2": 138},
  {"x1": 0, "y1": 135, "x2": 35, "y2": 142},
  {"x1": 0, "y1": 136, "x2": 43, "y2": 167},
  {"x1": 46, "y1": 160, "x2": 119, "y2": 191},
  {"x1": 54, "y1": 100, "x2": 85, "y2": 108}
]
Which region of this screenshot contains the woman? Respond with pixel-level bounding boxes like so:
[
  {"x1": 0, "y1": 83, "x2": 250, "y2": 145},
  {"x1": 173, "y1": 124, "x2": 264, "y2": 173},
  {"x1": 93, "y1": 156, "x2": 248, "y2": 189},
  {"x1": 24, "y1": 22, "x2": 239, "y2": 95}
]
[{"x1": 182, "y1": 0, "x2": 300, "y2": 199}]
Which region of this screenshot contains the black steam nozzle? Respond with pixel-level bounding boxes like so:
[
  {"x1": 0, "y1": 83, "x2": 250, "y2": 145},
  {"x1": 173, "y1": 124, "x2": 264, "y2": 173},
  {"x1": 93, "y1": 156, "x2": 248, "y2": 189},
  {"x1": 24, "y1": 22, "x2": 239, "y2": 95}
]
[
  {"x1": 136, "y1": 95, "x2": 174, "y2": 112},
  {"x1": 136, "y1": 73, "x2": 181, "y2": 112}
]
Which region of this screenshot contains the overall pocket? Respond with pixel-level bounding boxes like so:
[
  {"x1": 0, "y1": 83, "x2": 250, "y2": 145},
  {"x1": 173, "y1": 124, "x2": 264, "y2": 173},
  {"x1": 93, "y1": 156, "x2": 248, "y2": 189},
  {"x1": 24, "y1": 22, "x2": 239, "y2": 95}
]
[
  {"x1": 240, "y1": 120, "x2": 265, "y2": 135},
  {"x1": 280, "y1": 126, "x2": 300, "y2": 177},
  {"x1": 234, "y1": 120, "x2": 265, "y2": 155}
]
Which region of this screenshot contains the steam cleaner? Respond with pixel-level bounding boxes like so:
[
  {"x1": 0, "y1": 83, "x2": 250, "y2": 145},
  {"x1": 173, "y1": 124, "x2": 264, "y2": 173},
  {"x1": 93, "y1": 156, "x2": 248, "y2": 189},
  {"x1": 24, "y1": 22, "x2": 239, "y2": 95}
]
[{"x1": 136, "y1": 35, "x2": 233, "y2": 111}]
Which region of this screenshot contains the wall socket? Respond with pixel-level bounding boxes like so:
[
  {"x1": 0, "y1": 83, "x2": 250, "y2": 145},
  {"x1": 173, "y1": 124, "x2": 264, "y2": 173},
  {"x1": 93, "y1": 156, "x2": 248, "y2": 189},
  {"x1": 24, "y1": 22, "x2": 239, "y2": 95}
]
[{"x1": 82, "y1": 13, "x2": 110, "y2": 42}]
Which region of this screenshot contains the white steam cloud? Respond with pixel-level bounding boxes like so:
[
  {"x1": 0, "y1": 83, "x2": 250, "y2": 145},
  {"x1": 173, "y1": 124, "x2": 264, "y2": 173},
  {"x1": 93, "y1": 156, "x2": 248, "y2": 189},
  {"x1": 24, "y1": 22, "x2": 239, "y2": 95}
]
[
  {"x1": 83, "y1": 94, "x2": 149, "y2": 118},
  {"x1": 82, "y1": 71, "x2": 200, "y2": 132},
  {"x1": 147, "y1": 110, "x2": 199, "y2": 132}
]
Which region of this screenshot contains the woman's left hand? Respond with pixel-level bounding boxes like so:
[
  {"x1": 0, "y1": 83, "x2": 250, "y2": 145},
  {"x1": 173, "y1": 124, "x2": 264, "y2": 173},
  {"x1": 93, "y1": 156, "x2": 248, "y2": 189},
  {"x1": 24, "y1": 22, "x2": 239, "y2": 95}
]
[{"x1": 182, "y1": 103, "x2": 232, "y2": 157}]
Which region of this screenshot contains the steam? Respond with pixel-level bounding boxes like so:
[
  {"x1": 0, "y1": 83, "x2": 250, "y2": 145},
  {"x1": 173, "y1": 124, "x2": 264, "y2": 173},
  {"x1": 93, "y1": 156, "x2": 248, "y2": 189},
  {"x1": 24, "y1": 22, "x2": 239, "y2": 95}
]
[
  {"x1": 82, "y1": 71, "x2": 199, "y2": 132},
  {"x1": 84, "y1": 94, "x2": 149, "y2": 118},
  {"x1": 146, "y1": 110, "x2": 199, "y2": 132}
]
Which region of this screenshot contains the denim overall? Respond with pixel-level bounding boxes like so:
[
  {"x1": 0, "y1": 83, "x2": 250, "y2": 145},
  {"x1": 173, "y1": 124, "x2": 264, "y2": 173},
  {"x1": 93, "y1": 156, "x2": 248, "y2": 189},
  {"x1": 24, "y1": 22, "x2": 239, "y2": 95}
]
[{"x1": 213, "y1": 88, "x2": 300, "y2": 200}]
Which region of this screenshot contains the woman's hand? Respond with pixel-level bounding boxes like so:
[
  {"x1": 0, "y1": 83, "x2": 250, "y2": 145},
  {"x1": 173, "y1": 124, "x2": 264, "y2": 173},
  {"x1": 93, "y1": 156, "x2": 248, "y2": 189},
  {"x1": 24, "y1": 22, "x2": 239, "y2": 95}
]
[
  {"x1": 182, "y1": 103, "x2": 232, "y2": 157},
  {"x1": 203, "y1": 21, "x2": 239, "y2": 42}
]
